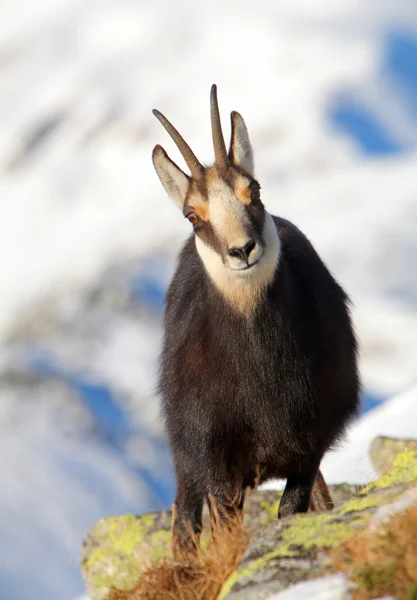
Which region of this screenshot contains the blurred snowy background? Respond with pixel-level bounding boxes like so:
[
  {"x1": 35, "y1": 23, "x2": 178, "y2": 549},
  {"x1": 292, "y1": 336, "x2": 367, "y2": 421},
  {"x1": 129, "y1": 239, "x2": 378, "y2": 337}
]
[{"x1": 0, "y1": 1, "x2": 416, "y2": 599}]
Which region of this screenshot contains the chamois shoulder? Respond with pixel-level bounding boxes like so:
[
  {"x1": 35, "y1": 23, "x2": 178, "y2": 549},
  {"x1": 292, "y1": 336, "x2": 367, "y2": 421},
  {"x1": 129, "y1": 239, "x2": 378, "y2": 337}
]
[
  {"x1": 272, "y1": 215, "x2": 327, "y2": 266},
  {"x1": 272, "y1": 215, "x2": 349, "y2": 302}
]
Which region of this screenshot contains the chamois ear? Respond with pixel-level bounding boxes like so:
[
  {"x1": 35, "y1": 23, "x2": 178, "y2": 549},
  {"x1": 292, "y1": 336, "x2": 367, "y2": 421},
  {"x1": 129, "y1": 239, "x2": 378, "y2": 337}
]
[
  {"x1": 152, "y1": 145, "x2": 190, "y2": 208},
  {"x1": 229, "y1": 111, "x2": 254, "y2": 177}
]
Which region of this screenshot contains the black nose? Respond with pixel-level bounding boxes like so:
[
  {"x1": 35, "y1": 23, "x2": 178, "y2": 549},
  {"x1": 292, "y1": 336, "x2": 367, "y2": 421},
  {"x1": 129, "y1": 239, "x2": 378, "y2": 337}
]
[{"x1": 228, "y1": 239, "x2": 256, "y2": 262}]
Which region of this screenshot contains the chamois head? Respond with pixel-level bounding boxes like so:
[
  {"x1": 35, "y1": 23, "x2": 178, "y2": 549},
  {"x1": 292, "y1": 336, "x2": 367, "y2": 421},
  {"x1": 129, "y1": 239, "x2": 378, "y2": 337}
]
[{"x1": 152, "y1": 85, "x2": 279, "y2": 306}]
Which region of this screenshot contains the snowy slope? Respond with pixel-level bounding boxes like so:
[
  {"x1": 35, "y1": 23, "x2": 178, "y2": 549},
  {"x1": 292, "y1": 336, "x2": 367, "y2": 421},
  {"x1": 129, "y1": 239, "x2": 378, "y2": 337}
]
[
  {"x1": 322, "y1": 383, "x2": 417, "y2": 485},
  {"x1": 1, "y1": 0, "x2": 416, "y2": 391},
  {"x1": 0, "y1": 1, "x2": 417, "y2": 599}
]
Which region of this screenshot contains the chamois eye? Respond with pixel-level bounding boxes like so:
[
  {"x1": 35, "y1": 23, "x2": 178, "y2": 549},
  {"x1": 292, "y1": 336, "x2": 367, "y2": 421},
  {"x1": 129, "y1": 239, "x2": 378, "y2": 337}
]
[
  {"x1": 250, "y1": 182, "x2": 261, "y2": 203},
  {"x1": 187, "y1": 213, "x2": 199, "y2": 226}
]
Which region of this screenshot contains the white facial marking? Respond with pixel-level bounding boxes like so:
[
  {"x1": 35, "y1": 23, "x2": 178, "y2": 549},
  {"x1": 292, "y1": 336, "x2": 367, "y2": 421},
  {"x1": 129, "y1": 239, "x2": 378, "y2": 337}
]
[
  {"x1": 208, "y1": 179, "x2": 249, "y2": 245},
  {"x1": 195, "y1": 211, "x2": 280, "y2": 314},
  {"x1": 203, "y1": 179, "x2": 263, "y2": 270}
]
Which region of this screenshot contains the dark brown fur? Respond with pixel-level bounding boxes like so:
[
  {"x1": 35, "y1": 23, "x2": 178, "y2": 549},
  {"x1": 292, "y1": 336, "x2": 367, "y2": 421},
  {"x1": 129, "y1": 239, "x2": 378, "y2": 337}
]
[{"x1": 160, "y1": 215, "x2": 359, "y2": 553}]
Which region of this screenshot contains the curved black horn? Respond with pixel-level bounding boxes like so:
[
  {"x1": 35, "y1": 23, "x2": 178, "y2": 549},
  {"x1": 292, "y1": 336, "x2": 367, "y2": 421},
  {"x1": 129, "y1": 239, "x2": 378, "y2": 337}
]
[
  {"x1": 152, "y1": 109, "x2": 203, "y2": 179},
  {"x1": 210, "y1": 84, "x2": 229, "y2": 170}
]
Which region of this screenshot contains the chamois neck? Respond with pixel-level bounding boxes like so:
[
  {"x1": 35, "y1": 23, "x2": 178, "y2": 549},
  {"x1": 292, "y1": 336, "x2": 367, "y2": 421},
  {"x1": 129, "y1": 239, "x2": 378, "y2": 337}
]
[{"x1": 196, "y1": 212, "x2": 280, "y2": 316}]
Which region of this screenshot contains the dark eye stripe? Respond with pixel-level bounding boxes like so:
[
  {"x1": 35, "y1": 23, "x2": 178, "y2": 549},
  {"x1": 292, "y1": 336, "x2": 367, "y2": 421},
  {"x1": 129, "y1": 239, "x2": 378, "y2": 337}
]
[
  {"x1": 251, "y1": 189, "x2": 261, "y2": 202},
  {"x1": 245, "y1": 200, "x2": 266, "y2": 242},
  {"x1": 249, "y1": 180, "x2": 261, "y2": 203},
  {"x1": 196, "y1": 220, "x2": 224, "y2": 257}
]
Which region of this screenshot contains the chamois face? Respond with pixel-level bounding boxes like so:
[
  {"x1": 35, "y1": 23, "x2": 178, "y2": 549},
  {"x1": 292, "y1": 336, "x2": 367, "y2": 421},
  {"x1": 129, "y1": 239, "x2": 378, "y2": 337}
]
[
  {"x1": 184, "y1": 166, "x2": 279, "y2": 287},
  {"x1": 152, "y1": 86, "x2": 280, "y2": 309}
]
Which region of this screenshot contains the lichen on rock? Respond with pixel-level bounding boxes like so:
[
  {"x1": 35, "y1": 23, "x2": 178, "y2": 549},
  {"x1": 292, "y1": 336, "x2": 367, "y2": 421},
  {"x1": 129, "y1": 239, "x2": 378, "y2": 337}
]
[
  {"x1": 222, "y1": 451, "x2": 417, "y2": 599},
  {"x1": 80, "y1": 445, "x2": 417, "y2": 600},
  {"x1": 81, "y1": 511, "x2": 172, "y2": 600},
  {"x1": 370, "y1": 436, "x2": 417, "y2": 476}
]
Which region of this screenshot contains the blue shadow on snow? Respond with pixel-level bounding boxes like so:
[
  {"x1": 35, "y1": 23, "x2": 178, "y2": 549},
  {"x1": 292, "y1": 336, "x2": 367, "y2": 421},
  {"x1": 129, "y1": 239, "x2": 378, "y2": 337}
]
[
  {"x1": 27, "y1": 350, "x2": 175, "y2": 509},
  {"x1": 329, "y1": 29, "x2": 417, "y2": 156}
]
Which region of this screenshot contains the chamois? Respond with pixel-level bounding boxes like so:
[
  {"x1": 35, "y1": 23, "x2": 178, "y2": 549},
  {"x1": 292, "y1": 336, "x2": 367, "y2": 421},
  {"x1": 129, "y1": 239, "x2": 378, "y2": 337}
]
[{"x1": 152, "y1": 85, "x2": 360, "y2": 553}]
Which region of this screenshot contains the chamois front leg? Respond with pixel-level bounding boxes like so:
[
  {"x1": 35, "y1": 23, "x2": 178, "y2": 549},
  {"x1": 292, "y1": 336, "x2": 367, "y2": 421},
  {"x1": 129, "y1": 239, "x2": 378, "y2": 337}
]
[
  {"x1": 207, "y1": 489, "x2": 245, "y2": 534},
  {"x1": 172, "y1": 475, "x2": 204, "y2": 559},
  {"x1": 278, "y1": 465, "x2": 318, "y2": 519}
]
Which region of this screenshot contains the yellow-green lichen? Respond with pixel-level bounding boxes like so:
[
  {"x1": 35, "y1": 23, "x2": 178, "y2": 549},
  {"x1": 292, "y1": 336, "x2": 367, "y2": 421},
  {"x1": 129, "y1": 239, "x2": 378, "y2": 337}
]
[
  {"x1": 107, "y1": 515, "x2": 155, "y2": 554},
  {"x1": 85, "y1": 514, "x2": 171, "y2": 593},
  {"x1": 85, "y1": 548, "x2": 139, "y2": 591},
  {"x1": 339, "y1": 494, "x2": 386, "y2": 515},
  {"x1": 365, "y1": 451, "x2": 417, "y2": 492},
  {"x1": 219, "y1": 557, "x2": 268, "y2": 599},
  {"x1": 259, "y1": 498, "x2": 281, "y2": 522},
  {"x1": 83, "y1": 450, "x2": 417, "y2": 599},
  {"x1": 220, "y1": 509, "x2": 368, "y2": 598},
  {"x1": 273, "y1": 511, "x2": 365, "y2": 556},
  {"x1": 222, "y1": 454, "x2": 417, "y2": 597},
  {"x1": 146, "y1": 529, "x2": 172, "y2": 561}
]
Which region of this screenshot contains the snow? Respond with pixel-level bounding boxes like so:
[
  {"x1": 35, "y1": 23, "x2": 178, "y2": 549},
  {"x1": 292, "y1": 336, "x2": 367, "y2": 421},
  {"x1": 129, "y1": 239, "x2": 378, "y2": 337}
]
[
  {"x1": 0, "y1": 432, "x2": 149, "y2": 600},
  {"x1": 322, "y1": 384, "x2": 417, "y2": 485},
  {"x1": 0, "y1": 1, "x2": 417, "y2": 599}
]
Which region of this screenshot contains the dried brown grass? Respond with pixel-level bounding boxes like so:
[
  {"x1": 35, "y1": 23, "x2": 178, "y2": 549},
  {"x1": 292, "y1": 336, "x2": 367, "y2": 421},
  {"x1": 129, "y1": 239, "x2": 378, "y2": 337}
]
[
  {"x1": 107, "y1": 508, "x2": 249, "y2": 600},
  {"x1": 331, "y1": 501, "x2": 417, "y2": 600}
]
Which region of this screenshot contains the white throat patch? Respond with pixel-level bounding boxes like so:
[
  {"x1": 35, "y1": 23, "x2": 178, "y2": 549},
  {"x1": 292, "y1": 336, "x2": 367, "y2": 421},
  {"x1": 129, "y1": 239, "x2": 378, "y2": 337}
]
[{"x1": 195, "y1": 212, "x2": 280, "y2": 315}]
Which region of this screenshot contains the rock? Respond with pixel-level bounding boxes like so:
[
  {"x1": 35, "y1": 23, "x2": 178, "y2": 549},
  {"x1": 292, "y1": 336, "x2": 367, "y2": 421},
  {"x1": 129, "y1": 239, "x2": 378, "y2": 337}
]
[
  {"x1": 370, "y1": 436, "x2": 417, "y2": 475},
  {"x1": 267, "y1": 574, "x2": 352, "y2": 600},
  {"x1": 369, "y1": 487, "x2": 417, "y2": 532},
  {"x1": 80, "y1": 451, "x2": 417, "y2": 600},
  {"x1": 241, "y1": 483, "x2": 357, "y2": 537},
  {"x1": 80, "y1": 511, "x2": 172, "y2": 600},
  {"x1": 223, "y1": 574, "x2": 352, "y2": 600},
  {"x1": 80, "y1": 483, "x2": 357, "y2": 600},
  {"x1": 220, "y1": 451, "x2": 417, "y2": 599}
]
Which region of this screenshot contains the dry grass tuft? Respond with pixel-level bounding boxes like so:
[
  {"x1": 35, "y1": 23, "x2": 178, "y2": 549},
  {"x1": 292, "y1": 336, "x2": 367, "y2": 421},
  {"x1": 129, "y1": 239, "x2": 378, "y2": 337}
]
[
  {"x1": 107, "y1": 507, "x2": 249, "y2": 600},
  {"x1": 331, "y1": 501, "x2": 417, "y2": 600}
]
